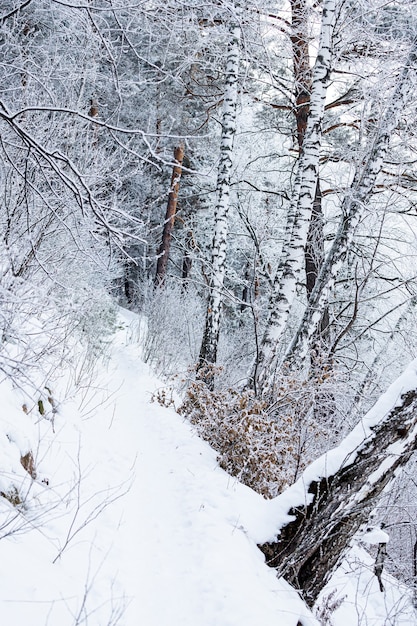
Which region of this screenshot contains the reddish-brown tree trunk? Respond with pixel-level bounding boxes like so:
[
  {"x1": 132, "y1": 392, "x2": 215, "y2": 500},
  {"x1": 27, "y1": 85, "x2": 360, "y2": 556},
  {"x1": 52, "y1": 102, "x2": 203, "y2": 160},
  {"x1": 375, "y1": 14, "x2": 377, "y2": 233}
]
[
  {"x1": 155, "y1": 144, "x2": 185, "y2": 286},
  {"x1": 290, "y1": 0, "x2": 311, "y2": 152}
]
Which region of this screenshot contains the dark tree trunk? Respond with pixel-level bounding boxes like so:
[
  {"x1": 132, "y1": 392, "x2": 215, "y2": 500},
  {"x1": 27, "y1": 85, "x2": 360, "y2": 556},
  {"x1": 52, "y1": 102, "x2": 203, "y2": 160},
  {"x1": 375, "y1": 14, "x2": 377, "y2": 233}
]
[
  {"x1": 240, "y1": 262, "x2": 251, "y2": 313},
  {"x1": 155, "y1": 144, "x2": 184, "y2": 286},
  {"x1": 259, "y1": 373, "x2": 417, "y2": 606},
  {"x1": 181, "y1": 230, "x2": 194, "y2": 285},
  {"x1": 374, "y1": 541, "x2": 387, "y2": 592},
  {"x1": 305, "y1": 179, "x2": 330, "y2": 350},
  {"x1": 290, "y1": 0, "x2": 312, "y2": 152}
]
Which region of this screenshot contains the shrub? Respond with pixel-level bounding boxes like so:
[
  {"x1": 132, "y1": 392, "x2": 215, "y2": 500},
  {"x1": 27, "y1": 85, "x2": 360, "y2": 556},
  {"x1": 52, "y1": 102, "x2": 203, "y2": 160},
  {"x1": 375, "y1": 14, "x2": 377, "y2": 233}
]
[{"x1": 179, "y1": 369, "x2": 338, "y2": 498}]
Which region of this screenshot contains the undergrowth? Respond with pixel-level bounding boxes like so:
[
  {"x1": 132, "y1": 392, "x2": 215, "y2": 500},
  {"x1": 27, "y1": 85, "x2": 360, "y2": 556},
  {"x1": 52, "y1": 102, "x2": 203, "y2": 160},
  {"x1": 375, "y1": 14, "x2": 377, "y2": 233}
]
[{"x1": 178, "y1": 369, "x2": 338, "y2": 498}]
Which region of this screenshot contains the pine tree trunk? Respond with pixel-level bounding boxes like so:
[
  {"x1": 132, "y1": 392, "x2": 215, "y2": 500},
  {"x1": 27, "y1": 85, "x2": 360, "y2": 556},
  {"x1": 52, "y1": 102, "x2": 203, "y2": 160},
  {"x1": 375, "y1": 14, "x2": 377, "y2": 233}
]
[
  {"x1": 259, "y1": 359, "x2": 417, "y2": 605},
  {"x1": 155, "y1": 143, "x2": 184, "y2": 286},
  {"x1": 198, "y1": 14, "x2": 241, "y2": 387},
  {"x1": 290, "y1": 0, "x2": 312, "y2": 152}
]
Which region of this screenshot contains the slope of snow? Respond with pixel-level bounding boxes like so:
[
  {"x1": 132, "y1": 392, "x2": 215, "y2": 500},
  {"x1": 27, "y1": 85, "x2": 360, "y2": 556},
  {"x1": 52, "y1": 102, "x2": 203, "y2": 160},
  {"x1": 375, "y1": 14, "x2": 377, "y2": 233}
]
[
  {"x1": 0, "y1": 310, "x2": 415, "y2": 625},
  {"x1": 322, "y1": 545, "x2": 416, "y2": 626},
  {"x1": 0, "y1": 310, "x2": 316, "y2": 626}
]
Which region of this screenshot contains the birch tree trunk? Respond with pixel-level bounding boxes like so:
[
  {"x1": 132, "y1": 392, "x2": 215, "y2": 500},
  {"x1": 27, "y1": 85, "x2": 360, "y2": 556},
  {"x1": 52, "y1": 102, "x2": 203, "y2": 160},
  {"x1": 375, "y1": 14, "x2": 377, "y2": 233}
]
[
  {"x1": 259, "y1": 358, "x2": 417, "y2": 605},
  {"x1": 198, "y1": 13, "x2": 241, "y2": 387},
  {"x1": 250, "y1": 0, "x2": 337, "y2": 394},
  {"x1": 285, "y1": 41, "x2": 417, "y2": 371}
]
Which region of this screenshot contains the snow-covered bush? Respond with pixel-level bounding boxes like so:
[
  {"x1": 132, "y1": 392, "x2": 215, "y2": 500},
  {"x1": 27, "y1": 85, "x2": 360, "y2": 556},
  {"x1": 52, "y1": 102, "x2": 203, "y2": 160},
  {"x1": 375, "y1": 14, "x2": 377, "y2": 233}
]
[
  {"x1": 178, "y1": 368, "x2": 343, "y2": 498},
  {"x1": 179, "y1": 381, "x2": 290, "y2": 497},
  {"x1": 140, "y1": 282, "x2": 205, "y2": 377},
  {"x1": 179, "y1": 370, "x2": 339, "y2": 498}
]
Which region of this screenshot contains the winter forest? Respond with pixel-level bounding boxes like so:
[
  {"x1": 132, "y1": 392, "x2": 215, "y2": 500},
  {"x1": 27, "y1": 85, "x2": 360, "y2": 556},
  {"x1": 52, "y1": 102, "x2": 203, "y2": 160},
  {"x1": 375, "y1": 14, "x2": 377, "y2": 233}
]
[{"x1": 3, "y1": 0, "x2": 417, "y2": 623}]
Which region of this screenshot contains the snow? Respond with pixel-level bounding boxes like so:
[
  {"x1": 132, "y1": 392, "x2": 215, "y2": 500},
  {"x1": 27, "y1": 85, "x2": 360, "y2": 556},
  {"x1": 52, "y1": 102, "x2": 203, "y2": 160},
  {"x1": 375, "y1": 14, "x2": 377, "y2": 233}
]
[
  {"x1": 358, "y1": 527, "x2": 390, "y2": 546},
  {"x1": 0, "y1": 309, "x2": 415, "y2": 625},
  {"x1": 321, "y1": 546, "x2": 416, "y2": 626},
  {"x1": 257, "y1": 358, "x2": 417, "y2": 544},
  {"x1": 0, "y1": 310, "x2": 316, "y2": 626}
]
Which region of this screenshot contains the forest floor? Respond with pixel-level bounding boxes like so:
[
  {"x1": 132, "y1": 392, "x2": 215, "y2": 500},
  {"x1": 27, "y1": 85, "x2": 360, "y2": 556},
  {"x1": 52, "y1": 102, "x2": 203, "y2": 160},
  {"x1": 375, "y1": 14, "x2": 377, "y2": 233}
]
[{"x1": 0, "y1": 310, "x2": 414, "y2": 626}]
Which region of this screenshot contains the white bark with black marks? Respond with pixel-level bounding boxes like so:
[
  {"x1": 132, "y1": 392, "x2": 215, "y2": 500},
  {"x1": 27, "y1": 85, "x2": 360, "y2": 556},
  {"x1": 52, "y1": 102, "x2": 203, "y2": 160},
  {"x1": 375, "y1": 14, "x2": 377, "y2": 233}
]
[
  {"x1": 251, "y1": 0, "x2": 337, "y2": 393},
  {"x1": 285, "y1": 41, "x2": 417, "y2": 370},
  {"x1": 198, "y1": 10, "x2": 241, "y2": 383}
]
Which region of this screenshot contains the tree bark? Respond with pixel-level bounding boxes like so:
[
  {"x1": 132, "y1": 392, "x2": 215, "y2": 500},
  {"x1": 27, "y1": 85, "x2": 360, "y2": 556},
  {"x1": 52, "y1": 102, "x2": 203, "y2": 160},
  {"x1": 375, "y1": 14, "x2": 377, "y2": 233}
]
[
  {"x1": 290, "y1": 0, "x2": 311, "y2": 152},
  {"x1": 154, "y1": 143, "x2": 184, "y2": 286},
  {"x1": 259, "y1": 358, "x2": 417, "y2": 605},
  {"x1": 181, "y1": 229, "x2": 194, "y2": 285},
  {"x1": 284, "y1": 41, "x2": 417, "y2": 370},
  {"x1": 249, "y1": 0, "x2": 336, "y2": 394},
  {"x1": 198, "y1": 12, "x2": 241, "y2": 386},
  {"x1": 305, "y1": 179, "x2": 330, "y2": 361},
  {"x1": 290, "y1": 1, "x2": 330, "y2": 365}
]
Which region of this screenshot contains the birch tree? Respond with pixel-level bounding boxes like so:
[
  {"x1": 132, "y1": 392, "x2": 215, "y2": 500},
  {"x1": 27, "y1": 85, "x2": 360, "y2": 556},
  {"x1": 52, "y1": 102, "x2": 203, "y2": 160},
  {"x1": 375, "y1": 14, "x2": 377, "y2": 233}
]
[
  {"x1": 250, "y1": 0, "x2": 337, "y2": 394},
  {"x1": 284, "y1": 39, "x2": 417, "y2": 371},
  {"x1": 198, "y1": 6, "x2": 241, "y2": 385}
]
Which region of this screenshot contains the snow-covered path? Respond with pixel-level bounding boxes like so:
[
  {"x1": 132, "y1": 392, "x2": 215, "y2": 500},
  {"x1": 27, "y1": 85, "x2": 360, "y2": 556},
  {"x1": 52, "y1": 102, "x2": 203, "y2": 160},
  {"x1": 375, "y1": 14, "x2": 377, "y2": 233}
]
[
  {"x1": 102, "y1": 314, "x2": 314, "y2": 626},
  {"x1": 1, "y1": 311, "x2": 415, "y2": 626},
  {"x1": 0, "y1": 312, "x2": 314, "y2": 626}
]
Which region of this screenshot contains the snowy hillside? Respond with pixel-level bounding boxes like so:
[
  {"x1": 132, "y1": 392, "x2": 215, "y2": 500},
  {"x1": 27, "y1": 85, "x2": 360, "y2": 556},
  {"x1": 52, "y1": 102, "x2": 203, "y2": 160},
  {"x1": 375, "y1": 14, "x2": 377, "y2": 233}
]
[{"x1": 0, "y1": 311, "x2": 415, "y2": 626}]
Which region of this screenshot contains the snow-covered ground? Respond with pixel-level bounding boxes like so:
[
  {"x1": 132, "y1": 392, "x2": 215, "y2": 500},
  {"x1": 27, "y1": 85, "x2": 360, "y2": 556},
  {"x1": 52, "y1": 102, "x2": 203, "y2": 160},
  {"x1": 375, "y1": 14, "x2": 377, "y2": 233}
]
[{"x1": 0, "y1": 310, "x2": 415, "y2": 625}]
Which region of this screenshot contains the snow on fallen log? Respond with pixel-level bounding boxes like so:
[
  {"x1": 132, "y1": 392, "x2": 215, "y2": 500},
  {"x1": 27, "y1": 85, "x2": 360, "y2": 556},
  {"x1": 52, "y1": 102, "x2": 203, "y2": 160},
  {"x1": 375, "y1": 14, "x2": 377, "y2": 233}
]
[{"x1": 255, "y1": 358, "x2": 417, "y2": 604}]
